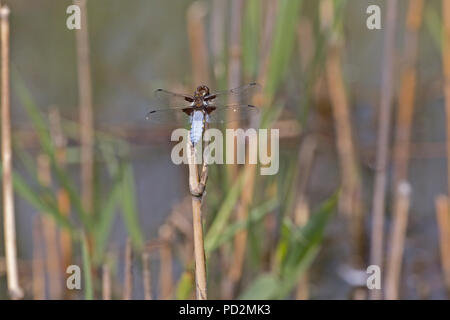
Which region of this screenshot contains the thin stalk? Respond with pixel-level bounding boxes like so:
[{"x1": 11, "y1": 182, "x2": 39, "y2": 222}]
[
  {"x1": 102, "y1": 263, "x2": 111, "y2": 300},
  {"x1": 370, "y1": 0, "x2": 398, "y2": 300},
  {"x1": 38, "y1": 154, "x2": 62, "y2": 299},
  {"x1": 386, "y1": 0, "x2": 423, "y2": 301},
  {"x1": 123, "y1": 238, "x2": 133, "y2": 300},
  {"x1": 188, "y1": 142, "x2": 208, "y2": 300},
  {"x1": 187, "y1": 1, "x2": 210, "y2": 85},
  {"x1": 443, "y1": 0, "x2": 450, "y2": 200},
  {"x1": 435, "y1": 195, "x2": 450, "y2": 293},
  {"x1": 385, "y1": 182, "x2": 411, "y2": 300},
  {"x1": 323, "y1": 0, "x2": 365, "y2": 275},
  {"x1": 32, "y1": 217, "x2": 46, "y2": 300},
  {"x1": 49, "y1": 107, "x2": 72, "y2": 276},
  {"x1": 159, "y1": 224, "x2": 174, "y2": 300},
  {"x1": 142, "y1": 250, "x2": 152, "y2": 300},
  {"x1": 1, "y1": 5, "x2": 23, "y2": 299},
  {"x1": 74, "y1": 0, "x2": 94, "y2": 214}
]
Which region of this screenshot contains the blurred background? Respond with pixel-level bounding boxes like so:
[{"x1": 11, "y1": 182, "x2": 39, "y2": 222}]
[{"x1": 0, "y1": 0, "x2": 449, "y2": 300}]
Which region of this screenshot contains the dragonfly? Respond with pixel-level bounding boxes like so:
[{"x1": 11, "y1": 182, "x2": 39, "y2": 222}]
[{"x1": 145, "y1": 83, "x2": 260, "y2": 145}]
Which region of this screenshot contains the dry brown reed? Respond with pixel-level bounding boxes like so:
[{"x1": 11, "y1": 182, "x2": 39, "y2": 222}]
[
  {"x1": 74, "y1": 0, "x2": 94, "y2": 214},
  {"x1": 102, "y1": 263, "x2": 111, "y2": 300},
  {"x1": 322, "y1": 0, "x2": 365, "y2": 277},
  {"x1": 435, "y1": 195, "x2": 450, "y2": 293},
  {"x1": 188, "y1": 142, "x2": 208, "y2": 300},
  {"x1": 142, "y1": 250, "x2": 152, "y2": 300},
  {"x1": 386, "y1": 0, "x2": 423, "y2": 300},
  {"x1": 187, "y1": 1, "x2": 210, "y2": 85},
  {"x1": 385, "y1": 182, "x2": 411, "y2": 299},
  {"x1": 293, "y1": 136, "x2": 317, "y2": 300},
  {"x1": 49, "y1": 107, "x2": 72, "y2": 275},
  {"x1": 32, "y1": 217, "x2": 46, "y2": 300},
  {"x1": 123, "y1": 238, "x2": 133, "y2": 300},
  {"x1": 159, "y1": 224, "x2": 174, "y2": 300},
  {"x1": 38, "y1": 154, "x2": 62, "y2": 299},
  {"x1": 1, "y1": 5, "x2": 23, "y2": 299},
  {"x1": 370, "y1": 0, "x2": 398, "y2": 300}
]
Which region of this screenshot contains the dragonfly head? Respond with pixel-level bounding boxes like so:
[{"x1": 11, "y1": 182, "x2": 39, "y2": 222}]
[{"x1": 194, "y1": 85, "x2": 210, "y2": 108}]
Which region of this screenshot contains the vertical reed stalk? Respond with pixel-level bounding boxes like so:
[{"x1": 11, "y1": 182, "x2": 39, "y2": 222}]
[
  {"x1": 370, "y1": 0, "x2": 398, "y2": 300},
  {"x1": 187, "y1": 1, "x2": 210, "y2": 85},
  {"x1": 142, "y1": 250, "x2": 152, "y2": 300},
  {"x1": 159, "y1": 224, "x2": 173, "y2": 299},
  {"x1": 385, "y1": 182, "x2": 411, "y2": 299},
  {"x1": 38, "y1": 154, "x2": 62, "y2": 299},
  {"x1": 188, "y1": 142, "x2": 208, "y2": 300},
  {"x1": 210, "y1": 0, "x2": 226, "y2": 81},
  {"x1": 293, "y1": 136, "x2": 317, "y2": 299},
  {"x1": 323, "y1": 0, "x2": 365, "y2": 277},
  {"x1": 32, "y1": 217, "x2": 46, "y2": 300},
  {"x1": 74, "y1": 0, "x2": 94, "y2": 214},
  {"x1": 386, "y1": 0, "x2": 423, "y2": 301},
  {"x1": 49, "y1": 107, "x2": 72, "y2": 274},
  {"x1": 435, "y1": 195, "x2": 450, "y2": 293},
  {"x1": 1, "y1": 5, "x2": 23, "y2": 299},
  {"x1": 102, "y1": 263, "x2": 111, "y2": 300},
  {"x1": 123, "y1": 238, "x2": 133, "y2": 300},
  {"x1": 444, "y1": 0, "x2": 450, "y2": 199}
]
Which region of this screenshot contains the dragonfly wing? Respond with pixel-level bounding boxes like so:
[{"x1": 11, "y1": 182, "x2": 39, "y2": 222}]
[
  {"x1": 204, "y1": 82, "x2": 261, "y2": 106},
  {"x1": 154, "y1": 89, "x2": 194, "y2": 104},
  {"x1": 145, "y1": 107, "x2": 193, "y2": 126},
  {"x1": 206, "y1": 104, "x2": 260, "y2": 124}
]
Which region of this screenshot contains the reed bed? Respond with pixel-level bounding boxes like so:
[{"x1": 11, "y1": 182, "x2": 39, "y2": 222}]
[{"x1": 1, "y1": 0, "x2": 450, "y2": 301}]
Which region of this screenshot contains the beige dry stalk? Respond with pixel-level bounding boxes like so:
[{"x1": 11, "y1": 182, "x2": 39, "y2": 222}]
[
  {"x1": 32, "y1": 217, "x2": 46, "y2": 300},
  {"x1": 102, "y1": 263, "x2": 112, "y2": 300},
  {"x1": 386, "y1": 0, "x2": 423, "y2": 301},
  {"x1": 74, "y1": 0, "x2": 94, "y2": 214},
  {"x1": 123, "y1": 238, "x2": 133, "y2": 300},
  {"x1": 1, "y1": 5, "x2": 23, "y2": 300},
  {"x1": 370, "y1": 0, "x2": 398, "y2": 300},
  {"x1": 49, "y1": 107, "x2": 72, "y2": 275},
  {"x1": 142, "y1": 250, "x2": 152, "y2": 300},
  {"x1": 435, "y1": 195, "x2": 450, "y2": 293},
  {"x1": 187, "y1": 142, "x2": 208, "y2": 300},
  {"x1": 38, "y1": 154, "x2": 63, "y2": 299},
  {"x1": 159, "y1": 224, "x2": 174, "y2": 299}
]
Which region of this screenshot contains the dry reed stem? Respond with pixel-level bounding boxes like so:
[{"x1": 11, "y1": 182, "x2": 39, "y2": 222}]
[
  {"x1": 293, "y1": 136, "x2": 316, "y2": 299},
  {"x1": 188, "y1": 142, "x2": 208, "y2": 300},
  {"x1": 123, "y1": 238, "x2": 133, "y2": 300},
  {"x1": 385, "y1": 0, "x2": 423, "y2": 301},
  {"x1": 324, "y1": 24, "x2": 365, "y2": 272},
  {"x1": 226, "y1": 0, "x2": 244, "y2": 180},
  {"x1": 102, "y1": 263, "x2": 111, "y2": 300},
  {"x1": 159, "y1": 224, "x2": 174, "y2": 300},
  {"x1": 49, "y1": 107, "x2": 72, "y2": 274},
  {"x1": 32, "y1": 217, "x2": 46, "y2": 300},
  {"x1": 142, "y1": 250, "x2": 152, "y2": 300},
  {"x1": 392, "y1": 0, "x2": 422, "y2": 188},
  {"x1": 1, "y1": 5, "x2": 23, "y2": 299},
  {"x1": 435, "y1": 195, "x2": 450, "y2": 292},
  {"x1": 444, "y1": 0, "x2": 450, "y2": 201},
  {"x1": 38, "y1": 154, "x2": 62, "y2": 299},
  {"x1": 294, "y1": 196, "x2": 310, "y2": 300},
  {"x1": 187, "y1": 1, "x2": 210, "y2": 85},
  {"x1": 211, "y1": 0, "x2": 226, "y2": 79},
  {"x1": 370, "y1": 0, "x2": 398, "y2": 300},
  {"x1": 385, "y1": 182, "x2": 411, "y2": 300},
  {"x1": 74, "y1": 0, "x2": 94, "y2": 214}
]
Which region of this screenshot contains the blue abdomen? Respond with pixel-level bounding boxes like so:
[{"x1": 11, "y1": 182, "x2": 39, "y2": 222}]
[{"x1": 190, "y1": 111, "x2": 204, "y2": 145}]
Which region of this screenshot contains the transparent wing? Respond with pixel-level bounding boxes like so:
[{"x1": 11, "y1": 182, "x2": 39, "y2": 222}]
[
  {"x1": 207, "y1": 104, "x2": 260, "y2": 124},
  {"x1": 154, "y1": 88, "x2": 194, "y2": 104},
  {"x1": 205, "y1": 82, "x2": 261, "y2": 106},
  {"x1": 145, "y1": 106, "x2": 192, "y2": 126}
]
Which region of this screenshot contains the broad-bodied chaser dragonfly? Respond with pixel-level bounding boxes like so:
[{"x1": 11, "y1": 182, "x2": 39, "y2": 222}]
[{"x1": 145, "y1": 83, "x2": 260, "y2": 145}]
